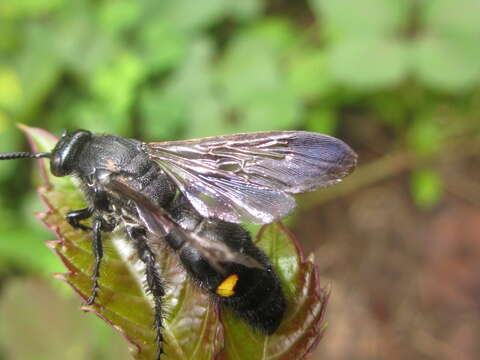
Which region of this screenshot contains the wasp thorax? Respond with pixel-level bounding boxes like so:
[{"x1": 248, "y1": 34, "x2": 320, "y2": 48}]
[{"x1": 50, "y1": 130, "x2": 92, "y2": 176}]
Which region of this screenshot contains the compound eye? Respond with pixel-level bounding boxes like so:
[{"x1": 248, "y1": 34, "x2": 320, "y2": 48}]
[
  {"x1": 49, "y1": 130, "x2": 91, "y2": 177},
  {"x1": 50, "y1": 152, "x2": 68, "y2": 177}
]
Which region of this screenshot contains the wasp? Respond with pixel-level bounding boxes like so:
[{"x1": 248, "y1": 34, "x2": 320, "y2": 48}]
[{"x1": 0, "y1": 129, "x2": 357, "y2": 358}]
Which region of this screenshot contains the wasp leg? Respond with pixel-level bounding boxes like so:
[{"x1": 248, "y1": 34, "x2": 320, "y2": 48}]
[
  {"x1": 127, "y1": 226, "x2": 165, "y2": 359},
  {"x1": 86, "y1": 218, "x2": 104, "y2": 305},
  {"x1": 66, "y1": 207, "x2": 93, "y2": 231}
]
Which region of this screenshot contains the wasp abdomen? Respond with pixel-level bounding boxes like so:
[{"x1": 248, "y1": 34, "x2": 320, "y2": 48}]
[
  {"x1": 167, "y1": 196, "x2": 286, "y2": 334},
  {"x1": 217, "y1": 264, "x2": 285, "y2": 334}
]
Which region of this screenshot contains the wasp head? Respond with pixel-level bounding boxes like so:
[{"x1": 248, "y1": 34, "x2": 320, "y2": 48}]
[{"x1": 50, "y1": 130, "x2": 92, "y2": 176}]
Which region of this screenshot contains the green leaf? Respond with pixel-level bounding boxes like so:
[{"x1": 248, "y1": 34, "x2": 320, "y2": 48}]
[
  {"x1": 153, "y1": 0, "x2": 228, "y2": 32},
  {"x1": 410, "y1": 168, "x2": 444, "y2": 209},
  {"x1": 19, "y1": 125, "x2": 328, "y2": 359},
  {"x1": 97, "y1": 0, "x2": 142, "y2": 34},
  {"x1": 227, "y1": 0, "x2": 265, "y2": 21},
  {"x1": 217, "y1": 30, "x2": 301, "y2": 131},
  {"x1": 53, "y1": 7, "x2": 118, "y2": 79},
  {"x1": 21, "y1": 125, "x2": 221, "y2": 359},
  {"x1": 245, "y1": 18, "x2": 298, "y2": 53},
  {"x1": 0, "y1": 115, "x2": 21, "y2": 180},
  {"x1": 407, "y1": 115, "x2": 444, "y2": 156},
  {"x1": 0, "y1": 226, "x2": 59, "y2": 274},
  {"x1": 139, "y1": 89, "x2": 187, "y2": 141},
  {"x1": 241, "y1": 89, "x2": 302, "y2": 132},
  {"x1": 14, "y1": 24, "x2": 63, "y2": 118},
  {"x1": 309, "y1": 0, "x2": 410, "y2": 38},
  {"x1": 306, "y1": 107, "x2": 338, "y2": 135},
  {"x1": 0, "y1": 19, "x2": 21, "y2": 52},
  {"x1": 166, "y1": 39, "x2": 215, "y2": 100},
  {"x1": 327, "y1": 37, "x2": 410, "y2": 90},
  {"x1": 422, "y1": 0, "x2": 480, "y2": 38},
  {"x1": 217, "y1": 33, "x2": 279, "y2": 106},
  {"x1": 219, "y1": 223, "x2": 328, "y2": 359},
  {"x1": 412, "y1": 35, "x2": 480, "y2": 92},
  {"x1": 0, "y1": 66, "x2": 23, "y2": 111},
  {"x1": 368, "y1": 93, "x2": 409, "y2": 129},
  {"x1": 138, "y1": 20, "x2": 189, "y2": 73},
  {"x1": 184, "y1": 94, "x2": 227, "y2": 138},
  {"x1": 161, "y1": 38, "x2": 227, "y2": 138},
  {"x1": 48, "y1": 92, "x2": 127, "y2": 135},
  {"x1": 89, "y1": 51, "x2": 145, "y2": 121},
  {"x1": 0, "y1": 279, "x2": 131, "y2": 360},
  {"x1": 0, "y1": 0, "x2": 66, "y2": 19},
  {"x1": 287, "y1": 49, "x2": 334, "y2": 99}
]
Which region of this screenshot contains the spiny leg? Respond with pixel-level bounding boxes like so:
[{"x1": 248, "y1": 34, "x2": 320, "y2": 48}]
[
  {"x1": 65, "y1": 185, "x2": 114, "y2": 305},
  {"x1": 127, "y1": 226, "x2": 166, "y2": 359},
  {"x1": 145, "y1": 248, "x2": 166, "y2": 360},
  {"x1": 66, "y1": 207, "x2": 93, "y2": 230},
  {"x1": 65, "y1": 207, "x2": 103, "y2": 304},
  {"x1": 86, "y1": 218, "x2": 103, "y2": 305}
]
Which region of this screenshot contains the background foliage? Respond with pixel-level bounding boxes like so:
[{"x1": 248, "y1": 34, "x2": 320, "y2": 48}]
[{"x1": 0, "y1": 0, "x2": 479, "y2": 359}]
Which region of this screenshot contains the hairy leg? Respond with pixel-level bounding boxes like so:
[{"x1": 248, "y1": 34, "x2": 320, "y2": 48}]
[
  {"x1": 127, "y1": 226, "x2": 166, "y2": 359},
  {"x1": 86, "y1": 218, "x2": 104, "y2": 305}
]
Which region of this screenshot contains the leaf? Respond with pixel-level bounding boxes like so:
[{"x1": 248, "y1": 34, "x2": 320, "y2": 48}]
[
  {"x1": 410, "y1": 168, "x2": 444, "y2": 210},
  {"x1": 309, "y1": 0, "x2": 410, "y2": 38},
  {"x1": 216, "y1": 30, "x2": 301, "y2": 131},
  {"x1": 166, "y1": 38, "x2": 215, "y2": 100},
  {"x1": 218, "y1": 223, "x2": 329, "y2": 360},
  {"x1": 97, "y1": 0, "x2": 142, "y2": 34},
  {"x1": 89, "y1": 51, "x2": 145, "y2": 120},
  {"x1": 19, "y1": 125, "x2": 328, "y2": 359},
  {"x1": 138, "y1": 20, "x2": 189, "y2": 73},
  {"x1": 227, "y1": 0, "x2": 264, "y2": 21},
  {"x1": 21, "y1": 125, "x2": 221, "y2": 360},
  {"x1": 152, "y1": 0, "x2": 228, "y2": 32},
  {"x1": 0, "y1": 116, "x2": 22, "y2": 180},
  {"x1": 0, "y1": 19, "x2": 20, "y2": 52},
  {"x1": 287, "y1": 49, "x2": 335, "y2": 99},
  {"x1": 161, "y1": 38, "x2": 227, "y2": 139},
  {"x1": 0, "y1": 0, "x2": 66, "y2": 19},
  {"x1": 0, "y1": 226, "x2": 58, "y2": 273},
  {"x1": 53, "y1": 6, "x2": 118, "y2": 79},
  {"x1": 0, "y1": 66, "x2": 23, "y2": 111},
  {"x1": 327, "y1": 37, "x2": 410, "y2": 90},
  {"x1": 139, "y1": 89, "x2": 187, "y2": 141},
  {"x1": 306, "y1": 107, "x2": 338, "y2": 135},
  {"x1": 421, "y1": 0, "x2": 480, "y2": 39},
  {"x1": 50, "y1": 97, "x2": 132, "y2": 135},
  {"x1": 245, "y1": 18, "x2": 298, "y2": 53},
  {"x1": 416, "y1": 0, "x2": 480, "y2": 92},
  {"x1": 407, "y1": 115, "x2": 444, "y2": 156},
  {"x1": 412, "y1": 35, "x2": 480, "y2": 92},
  {"x1": 217, "y1": 33, "x2": 280, "y2": 107},
  {"x1": 14, "y1": 24, "x2": 63, "y2": 119},
  {"x1": 0, "y1": 279, "x2": 131, "y2": 360}
]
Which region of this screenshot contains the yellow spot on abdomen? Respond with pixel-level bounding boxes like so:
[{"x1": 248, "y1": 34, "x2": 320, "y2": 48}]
[{"x1": 216, "y1": 274, "x2": 239, "y2": 297}]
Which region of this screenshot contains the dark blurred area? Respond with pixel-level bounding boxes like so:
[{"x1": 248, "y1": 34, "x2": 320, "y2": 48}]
[{"x1": 0, "y1": 0, "x2": 479, "y2": 359}]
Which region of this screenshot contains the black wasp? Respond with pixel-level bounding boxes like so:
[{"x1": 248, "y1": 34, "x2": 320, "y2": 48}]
[{"x1": 0, "y1": 129, "x2": 357, "y2": 358}]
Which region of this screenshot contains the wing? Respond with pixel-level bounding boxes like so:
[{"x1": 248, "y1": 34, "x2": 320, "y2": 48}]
[
  {"x1": 146, "y1": 131, "x2": 357, "y2": 224},
  {"x1": 105, "y1": 178, "x2": 264, "y2": 272}
]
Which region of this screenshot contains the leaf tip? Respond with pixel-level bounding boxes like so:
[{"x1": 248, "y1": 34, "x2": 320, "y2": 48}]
[
  {"x1": 52, "y1": 273, "x2": 67, "y2": 282},
  {"x1": 45, "y1": 239, "x2": 62, "y2": 250},
  {"x1": 16, "y1": 122, "x2": 28, "y2": 131}
]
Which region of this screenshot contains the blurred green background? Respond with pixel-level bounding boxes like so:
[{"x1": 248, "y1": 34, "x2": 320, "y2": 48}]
[{"x1": 0, "y1": 0, "x2": 479, "y2": 359}]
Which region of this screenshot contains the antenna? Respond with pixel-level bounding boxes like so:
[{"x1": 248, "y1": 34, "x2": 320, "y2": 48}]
[{"x1": 0, "y1": 152, "x2": 51, "y2": 161}]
